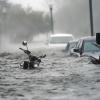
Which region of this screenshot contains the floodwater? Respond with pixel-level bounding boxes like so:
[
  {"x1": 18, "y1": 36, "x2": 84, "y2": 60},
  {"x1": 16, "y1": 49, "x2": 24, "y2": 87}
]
[{"x1": 0, "y1": 49, "x2": 100, "y2": 100}]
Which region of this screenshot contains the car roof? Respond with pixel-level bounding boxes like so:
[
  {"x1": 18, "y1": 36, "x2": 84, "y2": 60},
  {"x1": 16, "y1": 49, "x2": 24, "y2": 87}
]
[
  {"x1": 50, "y1": 33, "x2": 73, "y2": 37},
  {"x1": 79, "y1": 36, "x2": 96, "y2": 41},
  {"x1": 69, "y1": 39, "x2": 78, "y2": 43}
]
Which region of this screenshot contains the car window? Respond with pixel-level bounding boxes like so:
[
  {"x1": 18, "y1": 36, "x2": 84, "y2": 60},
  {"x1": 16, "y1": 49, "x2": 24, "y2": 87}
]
[
  {"x1": 50, "y1": 36, "x2": 73, "y2": 44},
  {"x1": 84, "y1": 41, "x2": 100, "y2": 52}
]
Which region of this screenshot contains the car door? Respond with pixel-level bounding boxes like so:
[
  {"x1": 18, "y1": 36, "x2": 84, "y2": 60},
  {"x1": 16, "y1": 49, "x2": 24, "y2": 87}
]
[{"x1": 71, "y1": 40, "x2": 83, "y2": 57}]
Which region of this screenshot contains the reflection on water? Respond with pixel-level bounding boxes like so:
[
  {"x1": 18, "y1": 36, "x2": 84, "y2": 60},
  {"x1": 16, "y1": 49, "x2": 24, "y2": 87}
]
[{"x1": 0, "y1": 50, "x2": 100, "y2": 100}]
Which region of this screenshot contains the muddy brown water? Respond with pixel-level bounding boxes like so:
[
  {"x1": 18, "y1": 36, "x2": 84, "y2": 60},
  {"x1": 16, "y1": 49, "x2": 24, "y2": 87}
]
[{"x1": 0, "y1": 50, "x2": 100, "y2": 100}]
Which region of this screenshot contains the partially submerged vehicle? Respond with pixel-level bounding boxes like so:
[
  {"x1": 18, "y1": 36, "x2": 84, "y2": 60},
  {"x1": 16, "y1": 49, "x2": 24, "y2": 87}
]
[
  {"x1": 70, "y1": 36, "x2": 100, "y2": 64},
  {"x1": 48, "y1": 33, "x2": 74, "y2": 50},
  {"x1": 19, "y1": 41, "x2": 46, "y2": 69},
  {"x1": 65, "y1": 40, "x2": 78, "y2": 54},
  {"x1": 91, "y1": 33, "x2": 100, "y2": 64}
]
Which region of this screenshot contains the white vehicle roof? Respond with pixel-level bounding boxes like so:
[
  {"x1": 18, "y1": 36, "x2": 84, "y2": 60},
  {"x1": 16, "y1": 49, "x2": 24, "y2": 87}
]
[{"x1": 50, "y1": 33, "x2": 73, "y2": 37}]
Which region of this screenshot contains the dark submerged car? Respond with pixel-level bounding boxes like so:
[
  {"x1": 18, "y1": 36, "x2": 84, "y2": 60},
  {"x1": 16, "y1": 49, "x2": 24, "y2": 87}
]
[{"x1": 70, "y1": 36, "x2": 100, "y2": 64}]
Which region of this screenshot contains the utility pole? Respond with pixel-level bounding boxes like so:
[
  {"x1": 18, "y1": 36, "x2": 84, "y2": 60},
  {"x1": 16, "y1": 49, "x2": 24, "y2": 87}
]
[
  {"x1": 89, "y1": 0, "x2": 94, "y2": 36},
  {"x1": 49, "y1": 5, "x2": 54, "y2": 34}
]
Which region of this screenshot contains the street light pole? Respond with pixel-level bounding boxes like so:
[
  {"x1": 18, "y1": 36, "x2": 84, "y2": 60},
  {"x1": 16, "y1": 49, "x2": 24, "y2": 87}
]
[
  {"x1": 89, "y1": 0, "x2": 94, "y2": 36},
  {"x1": 49, "y1": 5, "x2": 54, "y2": 34}
]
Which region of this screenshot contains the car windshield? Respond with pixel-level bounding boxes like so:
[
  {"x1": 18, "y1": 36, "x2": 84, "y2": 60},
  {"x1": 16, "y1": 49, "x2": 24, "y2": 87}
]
[
  {"x1": 84, "y1": 40, "x2": 100, "y2": 52},
  {"x1": 50, "y1": 36, "x2": 73, "y2": 44}
]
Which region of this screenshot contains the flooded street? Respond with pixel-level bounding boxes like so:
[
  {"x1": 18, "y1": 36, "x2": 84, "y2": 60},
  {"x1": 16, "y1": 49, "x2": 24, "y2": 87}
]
[
  {"x1": 0, "y1": 50, "x2": 100, "y2": 100},
  {"x1": 0, "y1": 0, "x2": 100, "y2": 99}
]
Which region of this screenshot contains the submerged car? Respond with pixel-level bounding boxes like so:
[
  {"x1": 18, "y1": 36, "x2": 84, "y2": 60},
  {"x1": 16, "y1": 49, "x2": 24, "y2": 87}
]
[
  {"x1": 48, "y1": 33, "x2": 74, "y2": 50},
  {"x1": 70, "y1": 36, "x2": 100, "y2": 64},
  {"x1": 65, "y1": 40, "x2": 78, "y2": 54}
]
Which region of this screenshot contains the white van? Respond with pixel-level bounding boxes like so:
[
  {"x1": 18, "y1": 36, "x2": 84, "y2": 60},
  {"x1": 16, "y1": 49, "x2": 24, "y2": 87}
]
[{"x1": 48, "y1": 33, "x2": 74, "y2": 49}]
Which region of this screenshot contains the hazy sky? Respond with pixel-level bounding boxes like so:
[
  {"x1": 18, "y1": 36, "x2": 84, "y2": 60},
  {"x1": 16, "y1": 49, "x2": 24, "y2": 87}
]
[
  {"x1": 7, "y1": 0, "x2": 100, "y2": 36},
  {"x1": 8, "y1": 0, "x2": 56, "y2": 12}
]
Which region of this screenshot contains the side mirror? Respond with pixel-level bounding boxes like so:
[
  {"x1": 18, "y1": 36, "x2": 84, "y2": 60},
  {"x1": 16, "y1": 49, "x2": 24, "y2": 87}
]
[
  {"x1": 96, "y1": 33, "x2": 100, "y2": 44},
  {"x1": 73, "y1": 48, "x2": 80, "y2": 52}
]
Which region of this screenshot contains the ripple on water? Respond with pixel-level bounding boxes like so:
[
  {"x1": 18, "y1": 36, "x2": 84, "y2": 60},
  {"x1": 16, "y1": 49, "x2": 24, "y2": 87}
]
[{"x1": 0, "y1": 51, "x2": 100, "y2": 100}]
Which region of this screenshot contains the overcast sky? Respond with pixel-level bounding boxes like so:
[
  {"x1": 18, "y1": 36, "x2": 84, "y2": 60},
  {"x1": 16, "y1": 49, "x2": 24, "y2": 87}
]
[
  {"x1": 8, "y1": 0, "x2": 57, "y2": 12},
  {"x1": 7, "y1": 0, "x2": 100, "y2": 36}
]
